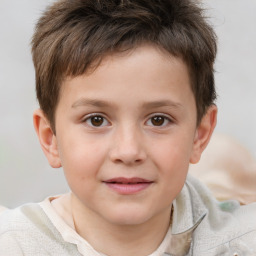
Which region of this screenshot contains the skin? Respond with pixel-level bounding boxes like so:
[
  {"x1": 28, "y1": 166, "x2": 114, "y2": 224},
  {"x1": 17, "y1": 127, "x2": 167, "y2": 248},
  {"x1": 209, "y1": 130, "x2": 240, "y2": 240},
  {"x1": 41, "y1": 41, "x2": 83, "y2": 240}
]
[{"x1": 34, "y1": 45, "x2": 217, "y2": 256}]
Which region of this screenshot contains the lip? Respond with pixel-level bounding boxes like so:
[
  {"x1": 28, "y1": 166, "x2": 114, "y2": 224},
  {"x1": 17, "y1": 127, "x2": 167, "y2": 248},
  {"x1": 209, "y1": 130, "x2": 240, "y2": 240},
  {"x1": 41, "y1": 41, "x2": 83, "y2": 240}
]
[{"x1": 103, "y1": 177, "x2": 153, "y2": 195}]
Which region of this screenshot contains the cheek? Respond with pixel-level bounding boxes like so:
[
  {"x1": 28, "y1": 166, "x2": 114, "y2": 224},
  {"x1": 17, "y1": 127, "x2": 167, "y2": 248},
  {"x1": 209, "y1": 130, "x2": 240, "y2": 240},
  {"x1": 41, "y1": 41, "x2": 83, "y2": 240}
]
[
  {"x1": 152, "y1": 136, "x2": 193, "y2": 167},
  {"x1": 58, "y1": 136, "x2": 109, "y2": 184},
  {"x1": 151, "y1": 136, "x2": 193, "y2": 185},
  {"x1": 60, "y1": 143, "x2": 102, "y2": 201}
]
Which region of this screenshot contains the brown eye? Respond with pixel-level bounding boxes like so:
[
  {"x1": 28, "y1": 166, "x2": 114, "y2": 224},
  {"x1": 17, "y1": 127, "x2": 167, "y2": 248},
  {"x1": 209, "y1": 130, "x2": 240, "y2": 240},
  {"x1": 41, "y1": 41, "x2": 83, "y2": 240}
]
[
  {"x1": 90, "y1": 116, "x2": 104, "y2": 126},
  {"x1": 146, "y1": 115, "x2": 171, "y2": 127},
  {"x1": 151, "y1": 116, "x2": 165, "y2": 126},
  {"x1": 85, "y1": 115, "x2": 109, "y2": 127}
]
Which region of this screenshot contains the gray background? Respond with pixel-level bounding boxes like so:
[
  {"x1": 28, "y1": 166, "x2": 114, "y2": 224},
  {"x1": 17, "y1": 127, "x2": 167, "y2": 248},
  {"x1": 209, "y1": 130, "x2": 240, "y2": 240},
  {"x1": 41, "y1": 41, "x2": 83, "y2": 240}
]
[{"x1": 0, "y1": 0, "x2": 255, "y2": 208}]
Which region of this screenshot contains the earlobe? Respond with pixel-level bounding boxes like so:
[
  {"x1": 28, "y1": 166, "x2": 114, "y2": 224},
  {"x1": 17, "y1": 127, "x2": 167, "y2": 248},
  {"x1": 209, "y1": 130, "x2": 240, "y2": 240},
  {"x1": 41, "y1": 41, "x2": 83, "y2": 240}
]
[
  {"x1": 33, "y1": 109, "x2": 62, "y2": 168},
  {"x1": 190, "y1": 105, "x2": 217, "y2": 164}
]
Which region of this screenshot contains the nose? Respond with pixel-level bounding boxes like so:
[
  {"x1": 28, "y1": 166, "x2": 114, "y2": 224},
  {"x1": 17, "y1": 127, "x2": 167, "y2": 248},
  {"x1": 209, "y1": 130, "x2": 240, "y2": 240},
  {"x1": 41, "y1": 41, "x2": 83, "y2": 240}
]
[{"x1": 109, "y1": 125, "x2": 147, "y2": 165}]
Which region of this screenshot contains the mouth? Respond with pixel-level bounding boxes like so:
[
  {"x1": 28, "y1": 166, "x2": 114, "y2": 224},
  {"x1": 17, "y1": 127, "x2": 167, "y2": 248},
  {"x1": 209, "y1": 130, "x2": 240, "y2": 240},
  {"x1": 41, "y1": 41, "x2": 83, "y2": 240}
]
[{"x1": 103, "y1": 177, "x2": 153, "y2": 195}]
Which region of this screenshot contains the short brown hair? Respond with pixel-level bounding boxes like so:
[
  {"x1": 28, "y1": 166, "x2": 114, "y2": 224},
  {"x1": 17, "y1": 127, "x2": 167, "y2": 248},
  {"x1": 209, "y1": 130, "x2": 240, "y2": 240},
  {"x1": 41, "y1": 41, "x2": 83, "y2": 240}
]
[{"x1": 32, "y1": 0, "x2": 217, "y2": 131}]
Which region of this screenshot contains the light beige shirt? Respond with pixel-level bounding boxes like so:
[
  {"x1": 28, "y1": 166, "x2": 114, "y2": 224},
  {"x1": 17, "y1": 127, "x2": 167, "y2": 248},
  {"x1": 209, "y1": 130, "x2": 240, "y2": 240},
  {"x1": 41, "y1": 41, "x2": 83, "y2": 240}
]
[
  {"x1": 0, "y1": 175, "x2": 256, "y2": 256},
  {"x1": 0, "y1": 206, "x2": 7, "y2": 216},
  {"x1": 40, "y1": 193, "x2": 173, "y2": 256}
]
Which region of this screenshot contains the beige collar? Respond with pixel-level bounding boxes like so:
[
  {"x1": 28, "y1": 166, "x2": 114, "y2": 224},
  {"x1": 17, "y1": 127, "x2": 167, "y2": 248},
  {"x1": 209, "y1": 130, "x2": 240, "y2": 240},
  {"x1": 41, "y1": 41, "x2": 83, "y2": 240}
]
[{"x1": 163, "y1": 175, "x2": 207, "y2": 256}]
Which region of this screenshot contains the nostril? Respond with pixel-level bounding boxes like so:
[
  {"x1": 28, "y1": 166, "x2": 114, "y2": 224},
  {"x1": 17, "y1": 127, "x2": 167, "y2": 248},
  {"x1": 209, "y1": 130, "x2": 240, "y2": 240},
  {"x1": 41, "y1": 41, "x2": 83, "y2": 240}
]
[
  {"x1": 110, "y1": 150, "x2": 146, "y2": 164},
  {"x1": 109, "y1": 138, "x2": 147, "y2": 165}
]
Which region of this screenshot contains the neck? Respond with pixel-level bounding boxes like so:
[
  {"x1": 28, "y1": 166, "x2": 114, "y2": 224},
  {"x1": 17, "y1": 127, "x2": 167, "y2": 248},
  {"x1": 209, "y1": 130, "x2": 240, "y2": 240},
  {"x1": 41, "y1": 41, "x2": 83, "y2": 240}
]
[{"x1": 71, "y1": 194, "x2": 172, "y2": 256}]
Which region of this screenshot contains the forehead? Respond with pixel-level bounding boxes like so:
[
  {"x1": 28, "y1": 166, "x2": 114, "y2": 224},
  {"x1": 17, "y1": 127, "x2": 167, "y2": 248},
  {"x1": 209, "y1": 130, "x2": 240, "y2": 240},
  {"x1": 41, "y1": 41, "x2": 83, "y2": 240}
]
[{"x1": 58, "y1": 45, "x2": 195, "y2": 111}]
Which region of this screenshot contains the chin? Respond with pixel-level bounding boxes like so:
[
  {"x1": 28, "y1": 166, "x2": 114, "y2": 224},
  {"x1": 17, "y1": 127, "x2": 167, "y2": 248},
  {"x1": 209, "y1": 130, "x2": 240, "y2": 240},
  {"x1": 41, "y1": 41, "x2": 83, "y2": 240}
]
[{"x1": 104, "y1": 208, "x2": 152, "y2": 226}]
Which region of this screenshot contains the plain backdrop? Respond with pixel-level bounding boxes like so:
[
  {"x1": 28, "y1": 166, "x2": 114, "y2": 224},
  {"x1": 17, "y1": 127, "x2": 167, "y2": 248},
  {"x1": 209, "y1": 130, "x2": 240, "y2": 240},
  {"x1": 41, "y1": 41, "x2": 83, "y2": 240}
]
[{"x1": 0, "y1": 0, "x2": 256, "y2": 208}]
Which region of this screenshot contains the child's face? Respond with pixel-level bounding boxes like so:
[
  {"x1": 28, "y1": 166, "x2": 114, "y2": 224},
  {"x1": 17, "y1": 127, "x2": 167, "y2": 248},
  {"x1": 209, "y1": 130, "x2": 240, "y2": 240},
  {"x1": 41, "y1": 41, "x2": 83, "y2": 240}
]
[{"x1": 45, "y1": 45, "x2": 211, "y2": 226}]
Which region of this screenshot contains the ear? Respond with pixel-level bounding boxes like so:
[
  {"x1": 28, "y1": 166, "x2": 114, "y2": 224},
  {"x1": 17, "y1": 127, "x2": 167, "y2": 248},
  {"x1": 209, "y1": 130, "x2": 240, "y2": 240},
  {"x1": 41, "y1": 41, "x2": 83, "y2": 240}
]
[
  {"x1": 190, "y1": 105, "x2": 217, "y2": 164},
  {"x1": 33, "y1": 109, "x2": 62, "y2": 168}
]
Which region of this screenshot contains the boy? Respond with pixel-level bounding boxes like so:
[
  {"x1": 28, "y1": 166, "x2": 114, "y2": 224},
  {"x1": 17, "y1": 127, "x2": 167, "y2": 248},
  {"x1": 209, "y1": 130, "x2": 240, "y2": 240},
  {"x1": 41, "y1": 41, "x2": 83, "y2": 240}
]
[{"x1": 0, "y1": 0, "x2": 255, "y2": 255}]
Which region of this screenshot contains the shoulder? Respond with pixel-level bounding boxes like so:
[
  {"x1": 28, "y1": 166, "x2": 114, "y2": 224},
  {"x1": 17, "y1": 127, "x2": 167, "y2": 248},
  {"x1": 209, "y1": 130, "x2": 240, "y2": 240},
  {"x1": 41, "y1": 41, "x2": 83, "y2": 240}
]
[
  {"x1": 0, "y1": 203, "x2": 48, "y2": 240},
  {"x1": 0, "y1": 204, "x2": 42, "y2": 255},
  {"x1": 0, "y1": 204, "x2": 58, "y2": 255},
  {"x1": 0, "y1": 205, "x2": 8, "y2": 215},
  {"x1": 0, "y1": 204, "x2": 36, "y2": 234},
  {"x1": 186, "y1": 175, "x2": 256, "y2": 255},
  {"x1": 0, "y1": 203, "x2": 82, "y2": 255},
  {"x1": 0, "y1": 202, "x2": 50, "y2": 232}
]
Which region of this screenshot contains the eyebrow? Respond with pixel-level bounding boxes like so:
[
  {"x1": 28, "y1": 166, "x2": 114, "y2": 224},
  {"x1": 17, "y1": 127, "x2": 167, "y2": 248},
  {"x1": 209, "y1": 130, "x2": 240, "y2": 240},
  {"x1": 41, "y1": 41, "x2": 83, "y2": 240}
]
[
  {"x1": 71, "y1": 98, "x2": 182, "y2": 109},
  {"x1": 72, "y1": 98, "x2": 113, "y2": 108},
  {"x1": 141, "y1": 100, "x2": 183, "y2": 109}
]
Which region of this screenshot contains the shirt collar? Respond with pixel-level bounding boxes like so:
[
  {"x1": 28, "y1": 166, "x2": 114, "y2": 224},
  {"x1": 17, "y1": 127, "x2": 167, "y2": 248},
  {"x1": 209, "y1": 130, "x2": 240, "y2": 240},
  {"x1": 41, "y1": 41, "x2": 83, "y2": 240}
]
[{"x1": 163, "y1": 175, "x2": 207, "y2": 256}]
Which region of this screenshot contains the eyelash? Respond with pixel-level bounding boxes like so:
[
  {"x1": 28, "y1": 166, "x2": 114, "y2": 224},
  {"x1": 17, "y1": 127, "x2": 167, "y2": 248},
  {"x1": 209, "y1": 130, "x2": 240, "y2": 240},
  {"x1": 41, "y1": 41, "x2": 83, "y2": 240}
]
[
  {"x1": 83, "y1": 113, "x2": 110, "y2": 127},
  {"x1": 145, "y1": 114, "x2": 173, "y2": 127},
  {"x1": 82, "y1": 113, "x2": 173, "y2": 128}
]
